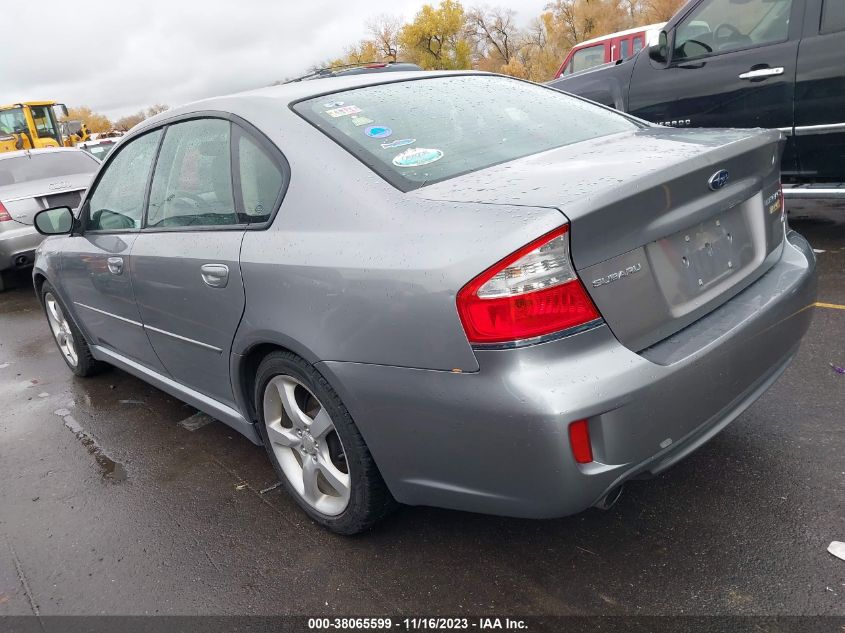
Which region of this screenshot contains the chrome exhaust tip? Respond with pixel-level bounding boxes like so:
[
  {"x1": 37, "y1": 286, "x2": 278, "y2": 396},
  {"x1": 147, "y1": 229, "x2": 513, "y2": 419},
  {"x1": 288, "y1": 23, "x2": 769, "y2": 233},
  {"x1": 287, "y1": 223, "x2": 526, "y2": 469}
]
[{"x1": 593, "y1": 485, "x2": 624, "y2": 511}]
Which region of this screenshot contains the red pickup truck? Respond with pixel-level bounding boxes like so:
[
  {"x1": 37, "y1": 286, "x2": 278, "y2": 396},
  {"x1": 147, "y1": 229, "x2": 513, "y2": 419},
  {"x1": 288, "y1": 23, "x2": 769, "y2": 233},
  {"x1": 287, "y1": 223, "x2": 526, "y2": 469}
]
[{"x1": 555, "y1": 23, "x2": 666, "y2": 79}]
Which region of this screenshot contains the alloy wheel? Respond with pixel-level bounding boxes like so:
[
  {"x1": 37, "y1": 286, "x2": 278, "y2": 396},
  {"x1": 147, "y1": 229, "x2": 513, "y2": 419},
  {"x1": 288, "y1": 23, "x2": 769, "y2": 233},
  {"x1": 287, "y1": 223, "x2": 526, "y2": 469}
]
[
  {"x1": 44, "y1": 293, "x2": 78, "y2": 368},
  {"x1": 262, "y1": 375, "x2": 350, "y2": 516}
]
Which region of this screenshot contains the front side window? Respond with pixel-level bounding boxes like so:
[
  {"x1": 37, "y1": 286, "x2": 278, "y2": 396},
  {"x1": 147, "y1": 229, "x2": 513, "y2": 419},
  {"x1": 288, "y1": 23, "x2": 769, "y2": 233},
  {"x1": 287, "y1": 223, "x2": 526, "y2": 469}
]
[
  {"x1": 569, "y1": 44, "x2": 605, "y2": 74},
  {"x1": 237, "y1": 132, "x2": 283, "y2": 223},
  {"x1": 674, "y1": 0, "x2": 793, "y2": 60},
  {"x1": 633, "y1": 35, "x2": 644, "y2": 54},
  {"x1": 146, "y1": 119, "x2": 237, "y2": 228},
  {"x1": 87, "y1": 130, "x2": 162, "y2": 232},
  {"x1": 295, "y1": 75, "x2": 639, "y2": 192},
  {"x1": 620, "y1": 38, "x2": 631, "y2": 59}
]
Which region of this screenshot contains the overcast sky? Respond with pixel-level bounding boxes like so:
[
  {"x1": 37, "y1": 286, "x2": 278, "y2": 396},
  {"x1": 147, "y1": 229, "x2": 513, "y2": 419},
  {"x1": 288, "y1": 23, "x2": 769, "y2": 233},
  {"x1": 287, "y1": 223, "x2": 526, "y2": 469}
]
[{"x1": 0, "y1": 0, "x2": 548, "y2": 120}]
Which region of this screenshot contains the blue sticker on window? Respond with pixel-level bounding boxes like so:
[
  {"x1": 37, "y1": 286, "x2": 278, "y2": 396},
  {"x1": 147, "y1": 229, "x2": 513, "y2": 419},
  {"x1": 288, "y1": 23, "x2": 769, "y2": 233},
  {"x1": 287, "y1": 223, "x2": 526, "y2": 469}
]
[
  {"x1": 364, "y1": 125, "x2": 392, "y2": 139},
  {"x1": 323, "y1": 100, "x2": 344, "y2": 108},
  {"x1": 380, "y1": 138, "x2": 416, "y2": 150},
  {"x1": 392, "y1": 148, "x2": 444, "y2": 167}
]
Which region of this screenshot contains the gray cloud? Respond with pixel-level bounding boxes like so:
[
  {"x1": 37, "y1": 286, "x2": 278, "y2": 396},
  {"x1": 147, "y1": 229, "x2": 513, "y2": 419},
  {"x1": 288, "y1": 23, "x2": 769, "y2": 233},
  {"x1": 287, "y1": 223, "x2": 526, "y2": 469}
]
[{"x1": 0, "y1": 0, "x2": 547, "y2": 120}]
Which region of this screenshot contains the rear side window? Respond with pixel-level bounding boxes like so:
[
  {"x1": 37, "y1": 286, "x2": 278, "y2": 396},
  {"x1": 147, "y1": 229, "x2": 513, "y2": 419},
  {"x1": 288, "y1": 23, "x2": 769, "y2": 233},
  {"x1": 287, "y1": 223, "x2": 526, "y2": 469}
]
[
  {"x1": 821, "y1": 0, "x2": 845, "y2": 33},
  {"x1": 0, "y1": 151, "x2": 97, "y2": 185},
  {"x1": 236, "y1": 131, "x2": 283, "y2": 223},
  {"x1": 295, "y1": 75, "x2": 638, "y2": 192},
  {"x1": 146, "y1": 119, "x2": 237, "y2": 228},
  {"x1": 87, "y1": 130, "x2": 162, "y2": 231}
]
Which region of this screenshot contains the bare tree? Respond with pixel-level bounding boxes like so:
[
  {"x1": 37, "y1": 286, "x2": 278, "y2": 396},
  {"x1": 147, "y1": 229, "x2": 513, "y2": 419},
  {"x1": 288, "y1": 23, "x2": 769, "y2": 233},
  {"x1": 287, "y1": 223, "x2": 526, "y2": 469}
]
[
  {"x1": 114, "y1": 104, "x2": 170, "y2": 132},
  {"x1": 145, "y1": 104, "x2": 169, "y2": 117},
  {"x1": 367, "y1": 14, "x2": 403, "y2": 62},
  {"x1": 467, "y1": 6, "x2": 520, "y2": 66}
]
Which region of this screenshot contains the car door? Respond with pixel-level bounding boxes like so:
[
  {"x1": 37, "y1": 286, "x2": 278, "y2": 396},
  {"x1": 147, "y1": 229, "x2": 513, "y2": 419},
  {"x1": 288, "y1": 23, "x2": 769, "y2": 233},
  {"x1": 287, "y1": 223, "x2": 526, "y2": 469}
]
[
  {"x1": 129, "y1": 117, "x2": 256, "y2": 406},
  {"x1": 793, "y1": 0, "x2": 845, "y2": 178},
  {"x1": 627, "y1": 0, "x2": 802, "y2": 173},
  {"x1": 59, "y1": 128, "x2": 166, "y2": 372}
]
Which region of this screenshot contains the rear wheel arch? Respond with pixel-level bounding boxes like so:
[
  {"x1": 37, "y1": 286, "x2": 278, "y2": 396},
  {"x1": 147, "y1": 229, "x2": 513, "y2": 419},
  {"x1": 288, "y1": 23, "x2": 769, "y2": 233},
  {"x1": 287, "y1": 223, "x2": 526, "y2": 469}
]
[
  {"x1": 237, "y1": 341, "x2": 325, "y2": 425},
  {"x1": 252, "y1": 349, "x2": 398, "y2": 533}
]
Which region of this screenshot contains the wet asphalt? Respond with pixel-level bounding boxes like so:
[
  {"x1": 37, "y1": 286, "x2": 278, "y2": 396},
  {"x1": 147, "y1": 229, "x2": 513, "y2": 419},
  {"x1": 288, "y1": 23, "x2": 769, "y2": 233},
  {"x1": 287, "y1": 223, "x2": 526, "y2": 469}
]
[{"x1": 0, "y1": 201, "x2": 842, "y2": 618}]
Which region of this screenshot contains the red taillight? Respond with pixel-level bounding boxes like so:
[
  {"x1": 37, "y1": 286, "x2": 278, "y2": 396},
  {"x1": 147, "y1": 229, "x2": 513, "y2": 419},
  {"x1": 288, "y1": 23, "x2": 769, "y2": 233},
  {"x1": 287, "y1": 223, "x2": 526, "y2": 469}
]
[
  {"x1": 0, "y1": 202, "x2": 12, "y2": 222},
  {"x1": 456, "y1": 226, "x2": 601, "y2": 345},
  {"x1": 569, "y1": 419, "x2": 593, "y2": 464}
]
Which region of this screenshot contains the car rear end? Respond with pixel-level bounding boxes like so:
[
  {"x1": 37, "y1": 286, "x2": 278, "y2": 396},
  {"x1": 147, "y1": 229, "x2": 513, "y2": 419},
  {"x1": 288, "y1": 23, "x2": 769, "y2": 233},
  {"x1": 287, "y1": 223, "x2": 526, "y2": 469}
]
[
  {"x1": 0, "y1": 149, "x2": 97, "y2": 274},
  {"x1": 291, "y1": 74, "x2": 816, "y2": 517}
]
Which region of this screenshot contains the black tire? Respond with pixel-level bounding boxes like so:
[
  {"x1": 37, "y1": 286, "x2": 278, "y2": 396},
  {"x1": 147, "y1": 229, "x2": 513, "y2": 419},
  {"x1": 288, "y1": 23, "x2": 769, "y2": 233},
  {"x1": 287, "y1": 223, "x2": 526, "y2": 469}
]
[
  {"x1": 40, "y1": 282, "x2": 107, "y2": 377},
  {"x1": 255, "y1": 351, "x2": 397, "y2": 534}
]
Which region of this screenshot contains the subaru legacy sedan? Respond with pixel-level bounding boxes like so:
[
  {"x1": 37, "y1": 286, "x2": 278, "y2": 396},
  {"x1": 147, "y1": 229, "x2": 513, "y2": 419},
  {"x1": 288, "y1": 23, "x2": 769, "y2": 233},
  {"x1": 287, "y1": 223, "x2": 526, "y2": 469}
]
[{"x1": 32, "y1": 72, "x2": 816, "y2": 534}]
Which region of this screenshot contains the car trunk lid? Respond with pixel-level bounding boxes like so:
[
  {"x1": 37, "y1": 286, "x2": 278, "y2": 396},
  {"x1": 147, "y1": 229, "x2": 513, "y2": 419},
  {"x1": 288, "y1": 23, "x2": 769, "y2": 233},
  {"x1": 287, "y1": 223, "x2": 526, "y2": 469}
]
[
  {"x1": 416, "y1": 127, "x2": 786, "y2": 351},
  {"x1": 0, "y1": 173, "x2": 90, "y2": 225}
]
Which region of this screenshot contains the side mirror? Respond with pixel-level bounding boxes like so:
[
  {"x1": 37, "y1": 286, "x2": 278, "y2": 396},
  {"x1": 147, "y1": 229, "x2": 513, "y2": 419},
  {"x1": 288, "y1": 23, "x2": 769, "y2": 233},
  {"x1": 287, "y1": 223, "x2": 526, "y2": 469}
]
[
  {"x1": 57, "y1": 103, "x2": 69, "y2": 118},
  {"x1": 34, "y1": 206, "x2": 74, "y2": 235},
  {"x1": 649, "y1": 30, "x2": 670, "y2": 66}
]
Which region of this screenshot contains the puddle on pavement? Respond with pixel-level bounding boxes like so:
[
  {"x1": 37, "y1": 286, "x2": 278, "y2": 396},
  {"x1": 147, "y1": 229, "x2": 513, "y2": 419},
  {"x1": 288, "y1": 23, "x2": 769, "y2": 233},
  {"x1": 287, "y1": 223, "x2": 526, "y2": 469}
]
[{"x1": 54, "y1": 408, "x2": 127, "y2": 482}]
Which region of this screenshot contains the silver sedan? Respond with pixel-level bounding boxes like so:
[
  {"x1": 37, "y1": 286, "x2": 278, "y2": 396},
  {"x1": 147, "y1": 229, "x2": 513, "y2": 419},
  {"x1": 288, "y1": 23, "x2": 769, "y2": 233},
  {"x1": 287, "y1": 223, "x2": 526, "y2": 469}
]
[
  {"x1": 32, "y1": 72, "x2": 816, "y2": 533},
  {"x1": 0, "y1": 147, "x2": 98, "y2": 291}
]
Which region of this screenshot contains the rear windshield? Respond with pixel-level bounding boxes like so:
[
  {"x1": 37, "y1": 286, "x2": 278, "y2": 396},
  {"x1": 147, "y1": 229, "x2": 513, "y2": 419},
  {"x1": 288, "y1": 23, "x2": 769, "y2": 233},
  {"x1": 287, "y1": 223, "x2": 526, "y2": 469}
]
[
  {"x1": 294, "y1": 75, "x2": 640, "y2": 191},
  {"x1": 0, "y1": 151, "x2": 98, "y2": 185},
  {"x1": 82, "y1": 143, "x2": 115, "y2": 160}
]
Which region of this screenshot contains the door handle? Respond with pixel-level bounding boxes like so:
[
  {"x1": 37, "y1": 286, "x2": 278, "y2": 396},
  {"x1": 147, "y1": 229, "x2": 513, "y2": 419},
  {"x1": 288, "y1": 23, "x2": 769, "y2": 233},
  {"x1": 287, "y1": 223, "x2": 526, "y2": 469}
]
[
  {"x1": 200, "y1": 263, "x2": 229, "y2": 288},
  {"x1": 106, "y1": 256, "x2": 123, "y2": 275},
  {"x1": 738, "y1": 67, "x2": 784, "y2": 80}
]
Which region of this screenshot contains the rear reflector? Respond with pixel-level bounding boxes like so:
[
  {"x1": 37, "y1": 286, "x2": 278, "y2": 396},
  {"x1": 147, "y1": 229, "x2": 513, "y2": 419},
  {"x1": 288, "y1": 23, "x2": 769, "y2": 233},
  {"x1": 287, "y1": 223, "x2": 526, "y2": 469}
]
[
  {"x1": 0, "y1": 202, "x2": 12, "y2": 222},
  {"x1": 456, "y1": 226, "x2": 600, "y2": 345},
  {"x1": 568, "y1": 419, "x2": 593, "y2": 464}
]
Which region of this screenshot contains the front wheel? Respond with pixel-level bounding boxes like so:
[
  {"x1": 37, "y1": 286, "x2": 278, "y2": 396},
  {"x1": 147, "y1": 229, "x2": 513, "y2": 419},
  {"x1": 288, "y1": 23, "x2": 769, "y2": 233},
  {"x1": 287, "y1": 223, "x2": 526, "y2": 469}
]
[
  {"x1": 41, "y1": 282, "x2": 106, "y2": 377},
  {"x1": 255, "y1": 351, "x2": 396, "y2": 534}
]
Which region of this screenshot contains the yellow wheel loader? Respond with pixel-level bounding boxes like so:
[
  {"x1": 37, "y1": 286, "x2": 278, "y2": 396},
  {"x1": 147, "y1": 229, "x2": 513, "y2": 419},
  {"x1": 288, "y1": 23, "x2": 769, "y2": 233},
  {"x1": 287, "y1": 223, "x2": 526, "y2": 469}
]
[{"x1": 0, "y1": 102, "x2": 90, "y2": 153}]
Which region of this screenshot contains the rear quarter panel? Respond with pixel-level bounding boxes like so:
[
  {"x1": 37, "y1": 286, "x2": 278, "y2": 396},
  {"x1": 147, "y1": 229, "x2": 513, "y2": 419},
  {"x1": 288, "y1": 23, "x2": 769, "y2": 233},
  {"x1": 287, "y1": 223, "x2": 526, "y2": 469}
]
[{"x1": 234, "y1": 118, "x2": 567, "y2": 372}]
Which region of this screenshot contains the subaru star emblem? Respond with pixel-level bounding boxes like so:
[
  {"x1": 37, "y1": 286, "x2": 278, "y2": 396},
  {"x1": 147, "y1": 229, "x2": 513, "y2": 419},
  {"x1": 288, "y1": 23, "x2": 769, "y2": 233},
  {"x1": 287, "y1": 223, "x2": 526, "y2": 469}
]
[{"x1": 708, "y1": 170, "x2": 730, "y2": 191}]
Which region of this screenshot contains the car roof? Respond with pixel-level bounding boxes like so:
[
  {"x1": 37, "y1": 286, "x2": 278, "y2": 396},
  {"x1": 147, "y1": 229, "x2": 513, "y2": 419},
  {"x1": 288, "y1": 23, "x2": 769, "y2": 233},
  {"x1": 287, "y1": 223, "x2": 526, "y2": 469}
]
[
  {"x1": 0, "y1": 147, "x2": 88, "y2": 161},
  {"x1": 135, "y1": 70, "x2": 486, "y2": 133}
]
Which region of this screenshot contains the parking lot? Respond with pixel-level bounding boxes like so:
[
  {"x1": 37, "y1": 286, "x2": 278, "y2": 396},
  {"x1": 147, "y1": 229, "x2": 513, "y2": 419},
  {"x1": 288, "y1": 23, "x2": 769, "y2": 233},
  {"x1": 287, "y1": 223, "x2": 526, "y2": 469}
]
[{"x1": 0, "y1": 200, "x2": 842, "y2": 618}]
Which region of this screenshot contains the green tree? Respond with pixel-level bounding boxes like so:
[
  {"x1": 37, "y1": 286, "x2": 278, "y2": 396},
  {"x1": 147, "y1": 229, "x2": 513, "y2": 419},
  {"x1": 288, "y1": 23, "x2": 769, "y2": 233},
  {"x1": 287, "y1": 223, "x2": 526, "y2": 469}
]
[{"x1": 398, "y1": 0, "x2": 472, "y2": 70}]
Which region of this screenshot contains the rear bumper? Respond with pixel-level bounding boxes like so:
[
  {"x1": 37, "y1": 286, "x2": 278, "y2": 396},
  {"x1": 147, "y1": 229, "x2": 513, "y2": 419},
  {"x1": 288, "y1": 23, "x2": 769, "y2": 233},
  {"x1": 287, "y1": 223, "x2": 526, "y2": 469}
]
[
  {"x1": 0, "y1": 224, "x2": 41, "y2": 271},
  {"x1": 318, "y1": 230, "x2": 817, "y2": 518}
]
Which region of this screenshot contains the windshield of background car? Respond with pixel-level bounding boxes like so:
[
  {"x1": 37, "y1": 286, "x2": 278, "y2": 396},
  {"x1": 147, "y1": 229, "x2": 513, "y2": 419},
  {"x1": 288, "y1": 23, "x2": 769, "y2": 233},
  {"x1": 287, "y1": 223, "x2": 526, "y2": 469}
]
[
  {"x1": 294, "y1": 75, "x2": 640, "y2": 191},
  {"x1": 0, "y1": 152, "x2": 98, "y2": 185}
]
